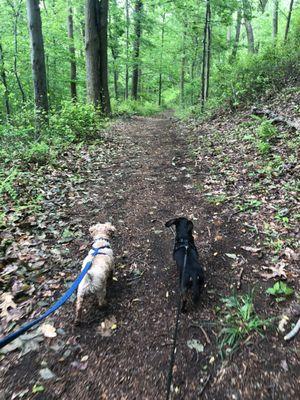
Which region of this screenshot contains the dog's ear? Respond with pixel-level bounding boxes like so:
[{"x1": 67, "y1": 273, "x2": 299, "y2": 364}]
[
  {"x1": 89, "y1": 224, "x2": 98, "y2": 237},
  {"x1": 165, "y1": 218, "x2": 179, "y2": 227},
  {"x1": 105, "y1": 222, "x2": 116, "y2": 235},
  {"x1": 187, "y1": 220, "x2": 194, "y2": 232}
]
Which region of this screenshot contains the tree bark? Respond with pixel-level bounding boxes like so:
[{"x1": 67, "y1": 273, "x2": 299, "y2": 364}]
[
  {"x1": 68, "y1": 4, "x2": 77, "y2": 101},
  {"x1": 125, "y1": 0, "x2": 130, "y2": 99},
  {"x1": 273, "y1": 0, "x2": 279, "y2": 40},
  {"x1": 85, "y1": 0, "x2": 102, "y2": 107},
  {"x1": 200, "y1": 0, "x2": 211, "y2": 112},
  {"x1": 85, "y1": 0, "x2": 111, "y2": 115},
  {"x1": 99, "y1": 0, "x2": 111, "y2": 114},
  {"x1": 243, "y1": 0, "x2": 255, "y2": 53},
  {"x1": 244, "y1": 20, "x2": 255, "y2": 53},
  {"x1": 231, "y1": 8, "x2": 242, "y2": 61},
  {"x1": 131, "y1": 0, "x2": 143, "y2": 100},
  {"x1": 205, "y1": 3, "x2": 211, "y2": 100},
  {"x1": 7, "y1": 0, "x2": 26, "y2": 103},
  {"x1": 108, "y1": 0, "x2": 120, "y2": 100},
  {"x1": 180, "y1": 29, "x2": 186, "y2": 107},
  {"x1": 284, "y1": 0, "x2": 294, "y2": 42},
  {"x1": 158, "y1": 13, "x2": 165, "y2": 106},
  {"x1": 26, "y1": 0, "x2": 49, "y2": 115},
  {"x1": 0, "y1": 42, "x2": 11, "y2": 117}
]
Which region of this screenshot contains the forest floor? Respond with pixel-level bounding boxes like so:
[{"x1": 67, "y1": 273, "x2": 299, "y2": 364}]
[{"x1": 0, "y1": 92, "x2": 299, "y2": 399}]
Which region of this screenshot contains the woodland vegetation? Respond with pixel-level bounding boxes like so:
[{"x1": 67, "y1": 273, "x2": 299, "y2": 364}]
[
  {"x1": 0, "y1": 2, "x2": 299, "y2": 397},
  {"x1": 0, "y1": 0, "x2": 299, "y2": 219},
  {"x1": 0, "y1": 1, "x2": 299, "y2": 122}
]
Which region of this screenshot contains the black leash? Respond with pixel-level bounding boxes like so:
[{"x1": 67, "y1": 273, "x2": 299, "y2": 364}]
[{"x1": 166, "y1": 244, "x2": 188, "y2": 400}]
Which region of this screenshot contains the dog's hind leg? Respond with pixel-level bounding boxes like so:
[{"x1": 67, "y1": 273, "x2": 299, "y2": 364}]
[
  {"x1": 75, "y1": 295, "x2": 83, "y2": 325},
  {"x1": 181, "y1": 292, "x2": 188, "y2": 313},
  {"x1": 75, "y1": 280, "x2": 87, "y2": 324},
  {"x1": 97, "y1": 285, "x2": 107, "y2": 308}
]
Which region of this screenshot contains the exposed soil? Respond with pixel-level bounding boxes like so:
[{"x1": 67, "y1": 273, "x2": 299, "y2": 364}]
[{"x1": 0, "y1": 113, "x2": 299, "y2": 399}]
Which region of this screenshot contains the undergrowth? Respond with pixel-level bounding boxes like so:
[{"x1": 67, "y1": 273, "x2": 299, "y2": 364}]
[{"x1": 218, "y1": 292, "x2": 271, "y2": 358}]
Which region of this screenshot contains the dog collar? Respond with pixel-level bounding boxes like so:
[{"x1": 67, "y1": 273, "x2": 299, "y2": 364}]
[
  {"x1": 94, "y1": 236, "x2": 110, "y2": 242},
  {"x1": 174, "y1": 238, "x2": 193, "y2": 252}
]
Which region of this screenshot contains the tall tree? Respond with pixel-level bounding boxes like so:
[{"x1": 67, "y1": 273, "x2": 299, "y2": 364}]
[
  {"x1": 201, "y1": 0, "x2": 211, "y2": 111},
  {"x1": 26, "y1": 0, "x2": 49, "y2": 116},
  {"x1": 67, "y1": 3, "x2": 77, "y2": 101},
  {"x1": 99, "y1": 0, "x2": 111, "y2": 114},
  {"x1": 273, "y1": 0, "x2": 279, "y2": 39},
  {"x1": 242, "y1": 0, "x2": 255, "y2": 53},
  {"x1": 284, "y1": 0, "x2": 294, "y2": 42},
  {"x1": 125, "y1": 0, "x2": 130, "y2": 99},
  {"x1": 0, "y1": 41, "x2": 11, "y2": 117},
  {"x1": 180, "y1": 28, "x2": 186, "y2": 107},
  {"x1": 109, "y1": 0, "x2": 124, "y2": 100},
  {"x1": 7, "y1": 0, "x2": 26, "y2": 103},
  {"x1": 131, "y1": 0, "x2": 143, "y2": 100},
  {"x1": 85, "y1": 0, "x2": 111, "y2": 114},
  {"x1": 158, "y1": 13, "x2": 165, "y2": 106},
  {"x1": 231, "y1": 8, "x2": 242, "y2": 61}
]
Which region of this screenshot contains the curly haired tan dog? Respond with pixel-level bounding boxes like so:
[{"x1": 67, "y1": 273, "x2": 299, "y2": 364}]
[{"x1": 75, "y1": 222, "x2": 115, "y2": 324}]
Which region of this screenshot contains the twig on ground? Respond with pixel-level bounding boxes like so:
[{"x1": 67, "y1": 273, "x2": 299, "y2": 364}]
[
  {"x1": 237, "y1": 267, "x2": 244, "y2": 290},
  {"x1": 227, "y1": 210, "x2": 243, "y2": 223},
  {"x1": 284, "y1": 318, "x2": 300, "y2": 341},
  {"x1": 206, "y1": 226, "x2": 211, "y2": 238},
  {"x1": 198, "y1": 374, "x2": 211, "y2": 397},
  {"x1": 200, "y1": 326, "x2": 211, "y2": 344}
]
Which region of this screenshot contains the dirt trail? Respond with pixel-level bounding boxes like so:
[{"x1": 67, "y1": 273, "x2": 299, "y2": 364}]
[{"x1": 1, "y1": 115, "x2": 299, "y2": 400}]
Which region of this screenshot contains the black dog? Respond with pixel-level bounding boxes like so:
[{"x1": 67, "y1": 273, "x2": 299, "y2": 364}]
[{"x1": 165, "y1": 217, "x2": 205, "y2": 312}]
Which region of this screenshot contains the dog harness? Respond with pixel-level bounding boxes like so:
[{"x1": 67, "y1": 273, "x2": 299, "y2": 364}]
[
  {"x1": 92, "y1": 237, "x2": 111, "y2": 255},
  {"x1": 0, "y1": 239, "x2": 111, "y2": 349}
]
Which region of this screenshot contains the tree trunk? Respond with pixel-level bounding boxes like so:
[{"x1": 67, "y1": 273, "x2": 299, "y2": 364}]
[
  {"x1": 205, "y1": 3, "x2": 211, "y2": 100},
  {"x1": 99, "y1": 0, "x2": 111, "y2": 114},
  {"x1": 85, "y1": 0, "x2": 111, "y2": 115},
  {"x1": 26, "y1": 0, "x2": 49, "y2": 116},
  {"x1": 284, "y1": 0, "x2": 294, "y2": 42},
  {"x1": 158, "y1": 13, "x2": 165, "y2": 106},
  {"x1": 85, "y1": 0, "x2": 102, "y2": 107},
  {"x1": 180, "y1": 29, "x2": 186, "y2": 107},
  {"x1": 244, "y1": 20, "x2": 255, "y2": 53},
  {"x1": 231, "y1": 8, "x2": 242, "y2": 61},
  {"x1": 242, "y1": 0, "x2": 255, "y2": 53},
  {"x1": 68, "y1": 4, "x2": 77, "y2": 101},
  {"x1": 7, "y1": 0, "x2": 26, "y2": 103},
  {"x1": 125, "y1": 0, "x2": 129, "y2": 99},
  {"x1": 131, "y1": 0, "x2": 143, "y2": 100},
  {"x1": 201, "y1": 0, "x2": 211, "y2": 112},
  {"x1": 0, "y1": 42, "x2": 11, "y2": 117},
  {"x1": 273, "y1": 0, "x2": 279, "y2": 40},
  {"x1": 108, "y1": 1, "x2": 120, "y2": 101}
]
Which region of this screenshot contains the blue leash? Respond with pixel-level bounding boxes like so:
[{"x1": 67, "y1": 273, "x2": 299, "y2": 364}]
[{"x1": 0, "y1": 246, "x2": 109, "y2": 350}]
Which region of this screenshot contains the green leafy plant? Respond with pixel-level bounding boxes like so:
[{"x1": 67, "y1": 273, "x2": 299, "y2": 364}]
[
  {"x1": 257, "y1": 140, "x2": 271, "y2": 154},
  {"x1": 218, "y1": 292, "x2": 270, "y2": 358},
  {"x1": 205, "y1": 193, "x2": 227, "y2": 205},
  {"x1": 237, "y1": 199, "x2": 262, "y2": 212},
  {"x1": 257, "y1": 120, "x2": 278, "y2": 140},
  {"x1": 266, "y1": 281, "x2": 294, "y2": 302},
  {"x1": 25, "y1": 142, "x2": 54, "y2": 165}
]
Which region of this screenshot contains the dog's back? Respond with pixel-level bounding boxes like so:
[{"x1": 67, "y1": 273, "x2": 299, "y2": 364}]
[{"x1": 166, "y1": 217, "x2": 205, "y2": 310}]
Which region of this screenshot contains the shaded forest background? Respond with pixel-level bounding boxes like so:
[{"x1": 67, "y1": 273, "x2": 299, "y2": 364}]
[
  {"x1": 0, "y1": 0, "x2": 299, "y2": 169},
  {"x1": 0, "y1": 0, "x2": 299, "y2": 117}
]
